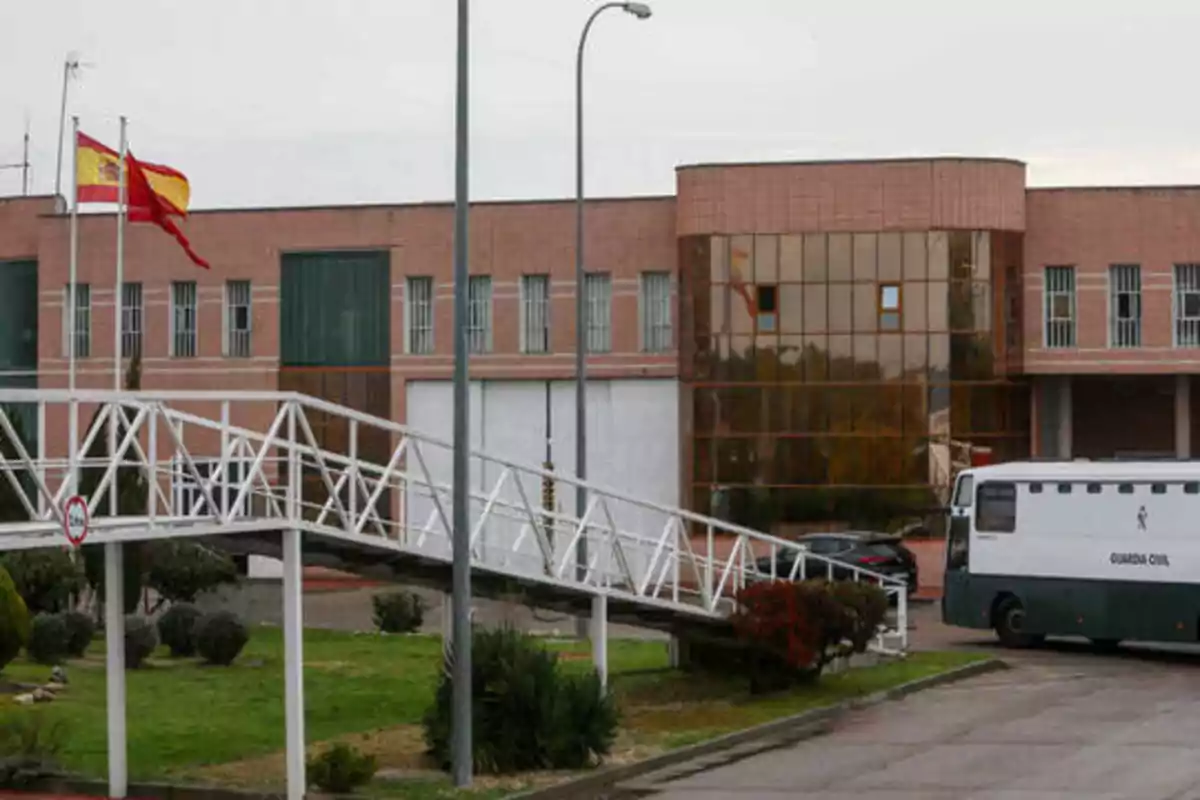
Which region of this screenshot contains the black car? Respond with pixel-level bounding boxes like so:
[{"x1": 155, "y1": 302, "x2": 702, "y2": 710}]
[{"x1": 753, "y1": 531, "x2": 919, "y2": 595}]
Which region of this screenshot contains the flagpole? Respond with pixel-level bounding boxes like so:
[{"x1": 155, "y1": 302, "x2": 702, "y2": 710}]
[
  {"x1": 68, "y1": 117, "x2": 79, "y2": 395},
  {"x1": 114, "y1": 116, "x2": 126, "y2": 392},
  {"x1": 67, "y1": 116, "x2": 80, "y2": 504}
]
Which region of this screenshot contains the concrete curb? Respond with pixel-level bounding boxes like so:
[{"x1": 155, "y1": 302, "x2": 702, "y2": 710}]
[{"x1": 511, "y1": 656, "x2": 1009, "y2": 800}]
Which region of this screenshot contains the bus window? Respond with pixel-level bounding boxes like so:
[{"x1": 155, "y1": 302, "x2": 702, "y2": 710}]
[
  {"x1": 1119, "y1": 484, "x2": 1134, "y2": 494},
  {"x1": 952, "y1": 474, "x2": 974, "y2": 507},
  {"x1": 1152, "y1": 484, "x2": 1167, "y2": 495},
  {"x1": 1057, "y1": 483, "x2": 1072, "y2": 494},
  {"x1": 1029, "y1": 483, "x2": 1043, "y2": 494},
  {"x1": 1087, "y1": 483, "x2": 1102, "y2": 494},
  {"x1": 1186, "y1": 483, "x2": 1200, "y2": 495},
  {"x1": 976, "y1": 482, "x2": 1017, "y2": 533}
]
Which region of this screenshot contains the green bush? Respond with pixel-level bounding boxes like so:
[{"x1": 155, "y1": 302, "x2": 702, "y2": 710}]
[
  {"x1": 124, "y1": 615, "x2": 157, "y2": 669},
  {"x1": 306, "y1": 742, "x2": 377, "y2": 794},
  {"x1": 195, "y1": 611, "x2": 249, "y2": 666},
  {"x1": 371, "y1": 590, "x2": 424, "y2": 634},
  {"x1": 826, "y1": 580, "x2": 890, "y2": 655},
  {"x1": 0, "y1": 567, "x2": 29, "y2": 672},
  {"x1": 157, "y1": 603, "x2": 202, "y2": 658},
  {"x1": 62, "y1": 610, "x2": 94, "y2": 658},
  {"x1": 547, "y1": 670, "x2": 620, "y2": 769},
  {"x1": 424, "y1": 627, "x2": 618, "y2": 774},
  {"x1": 0, "y1": 550, "x2": 85, "y2": 615},
  {"x1": 26, "y1": 614, "x2": 69, "y2": 666},
  {"x1": 0, "y1": 709, "x2": 69, "y2": 788},
  {"x1": 145, "y1": 541, "x2": 238, "y2": 606}
]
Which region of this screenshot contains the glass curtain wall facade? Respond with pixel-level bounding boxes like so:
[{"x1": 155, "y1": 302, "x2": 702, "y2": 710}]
[{"x1": 680, "y1": 231, "x2": 1029, "y2": 535}]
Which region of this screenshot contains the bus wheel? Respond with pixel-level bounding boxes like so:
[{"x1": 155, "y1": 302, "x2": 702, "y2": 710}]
[{"x1": 994, "y1": 597, "x2": 1040, "y2": 649}]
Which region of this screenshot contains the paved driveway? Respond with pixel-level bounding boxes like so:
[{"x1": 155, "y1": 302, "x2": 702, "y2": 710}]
[{"x1": 641, "y1": 604, "x2": 1200, "y2": 800}]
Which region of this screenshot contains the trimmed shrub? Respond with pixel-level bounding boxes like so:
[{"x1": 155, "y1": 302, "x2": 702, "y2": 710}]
[
  {"x1": 157, "y1": 603, "x2": 202, "y2": 658},
  {"x1": 0, "y1": 551, "x2": 85, "y2": 615},
  {"x1": 306, "y1": 743, "x2": 377, "y2": 794},
  {"x1": 26, "y1": 614, "x2": 69, "y2": 666},
  {"x1": 826, "y1": 580, "x2": 890, "y2": 655},
  {"x1": 195, "y1": 611, "x2": 249, "y2": 666},
  {"x1": 0, "y1": 567, "x2": 29, "y2": 672},
  {"x1": 124, "y1": 615, "x2": 157, "y2": 669},
  {"x1": 371, "y1": 590, "x2": 424, "y2": 634},
  {"x1": 62, "y1": 610, "x2": 94, "y2": 658},
  {"x1": 730, "y1": 579, "x2": 893, "y2": 693},
  {"x1": 424, "y1": 627, "x2": 618, "y2": 774}
]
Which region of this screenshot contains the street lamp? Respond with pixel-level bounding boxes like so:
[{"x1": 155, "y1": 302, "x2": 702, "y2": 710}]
[{"x1": 574, "y1": 1, "x2": 652, "y2": 635}]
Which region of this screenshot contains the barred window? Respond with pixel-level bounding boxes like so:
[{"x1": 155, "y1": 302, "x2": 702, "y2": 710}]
[
  {"x1": 63, "y1": 283, "x2": 90, "y2": 358},
  {"x1": 1175, "y1": 264, "x2": 1200, "y2": 347},
  {"x1": 584, "y1": 272, "x2": 611, "y2": 354},
  {"x1": 1043, "y1": 266, "x2": 1075, "y2": 348},
  {"x1": 171, "y1": 281, "x2": 197, "y2": 358},
  {"x1": 467, "y1": 275, "x2": 492, "y2": 354},
  {"x1": 1109, "y1": 264, "x2": 1141, "y2": 348},
  {"x1": 224, "y1": 280, "x2": 251, "y2": 358},
  {"x1": 521, "y1": 274, "x2": 550, "y2": 354},
  {"x1": 121, "y1": 282, "x2": 142, "y2": 358},
  {"x1": 405, "y1": 276, "x2": 434, "y2": 355},
  {"x1": 640, "y1": 271, "x2": 672, "y2": 352}
]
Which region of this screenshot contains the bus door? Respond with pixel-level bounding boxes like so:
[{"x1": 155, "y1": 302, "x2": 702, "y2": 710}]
[
  {"x1": 942, "y1": 473, "x2": 974, "y2": 623},
  {"x1": 947, "y1": 473, "x2": 973, "y2": 573}
]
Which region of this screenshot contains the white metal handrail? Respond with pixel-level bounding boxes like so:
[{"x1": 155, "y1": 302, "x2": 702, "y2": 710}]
[{"x1": 0, "y1": 390, "x2": 908, "y2": 651}]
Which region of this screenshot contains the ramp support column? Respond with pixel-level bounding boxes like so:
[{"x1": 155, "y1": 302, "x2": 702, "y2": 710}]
[
  {"x1": 104, "y1": 542, "x2": 127, "y2": 798},
  {"x1": 590, "y1": 593, "x2": 608, "y2": 689},
  {"x1": 282, "y1": 529, "x2": 306, "y2": 800}
]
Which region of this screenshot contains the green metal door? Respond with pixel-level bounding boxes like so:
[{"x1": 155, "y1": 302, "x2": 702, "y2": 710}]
[{"x1": 279, "y1": 251, "x2": 391, "y2": 367}]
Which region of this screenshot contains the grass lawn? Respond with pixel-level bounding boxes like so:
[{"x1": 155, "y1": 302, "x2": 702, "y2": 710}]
[{"x1": 0, "y1": 629, "x2": 989, "y2": 798}]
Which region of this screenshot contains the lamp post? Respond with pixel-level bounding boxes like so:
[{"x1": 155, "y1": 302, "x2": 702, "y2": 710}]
[
  {"x1": 451, "y1": 0, "x2": 472, "y2": 787},
  {"x1": 574, "y1": 0, "x2": 652, "y2": 636}
]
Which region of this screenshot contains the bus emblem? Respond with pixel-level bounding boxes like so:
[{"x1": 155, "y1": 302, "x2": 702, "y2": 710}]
[{"x1": 1137, "y1": 506, "x2": 1148, "y2": 531}]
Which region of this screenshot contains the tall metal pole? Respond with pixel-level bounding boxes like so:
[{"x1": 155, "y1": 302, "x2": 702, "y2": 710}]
[
  {"x1": 450, "y1": 0, "x2": 473, "y2": 787},
  {"x1": 574, "y1": 1, "x2": 651, "y2": 637},
  {"x1": 114, "y1": 117, "x2": 127, "y2": 392},
  {"x1": 68, "y1": 116, "x2": 79, "y2": 395}
]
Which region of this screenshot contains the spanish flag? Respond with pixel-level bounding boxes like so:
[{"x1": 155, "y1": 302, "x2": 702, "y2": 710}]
[
  {"x1": 75, "y1": 130, "x2": 209, "y2": 269},
  {"x1": 75, "y1": 131, "x2": 191, "y2": 216}
]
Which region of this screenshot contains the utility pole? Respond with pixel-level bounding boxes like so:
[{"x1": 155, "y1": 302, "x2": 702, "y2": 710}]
[{"x1": 0, "y1": 118, "x2": 31, "y2": 195}]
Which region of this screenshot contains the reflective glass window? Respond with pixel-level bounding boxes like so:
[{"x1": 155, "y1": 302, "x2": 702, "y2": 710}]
[
  {"x1": 829, "y1": 234, "x2": 852, "y2": 282},
  {"x1": 780, "y1": 235, "x2": 804, "y2": 282},
  {"x1": 803, "y1": 234, "x2": 827, "y2": 282}
]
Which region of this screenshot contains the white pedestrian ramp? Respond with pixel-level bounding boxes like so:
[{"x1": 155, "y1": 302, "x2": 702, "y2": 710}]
[
  {"x1": 0, "y1": 389, "x2": 909, "y2": 795},
  {"x1": 0, "y1": 389, "x2": 908, "y2": 644}
]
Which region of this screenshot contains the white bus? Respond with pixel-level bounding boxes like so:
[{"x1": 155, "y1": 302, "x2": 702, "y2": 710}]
[{"x1": 942, "y1": 460, "x2": 1200, "y2": 649}]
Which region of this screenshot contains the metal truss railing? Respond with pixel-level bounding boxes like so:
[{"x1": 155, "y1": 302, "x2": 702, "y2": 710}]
[{"x1": 0, "y1": 390, "x2": 908, "y2": 651}]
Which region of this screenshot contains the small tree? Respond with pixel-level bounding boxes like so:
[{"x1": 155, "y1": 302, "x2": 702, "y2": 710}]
[{"x1": 144, "y1": 541, "x2": 238, "y2": 610}]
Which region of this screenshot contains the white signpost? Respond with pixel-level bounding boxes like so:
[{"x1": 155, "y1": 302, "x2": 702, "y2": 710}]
[{"x1": 63, "y1": 495, "x2": 88, "y2": 547}]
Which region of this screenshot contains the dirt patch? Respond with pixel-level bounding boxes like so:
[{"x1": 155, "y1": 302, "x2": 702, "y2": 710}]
[
  {"x1": 189, "y1": 727, "x2": 432, "y2": 787},
  {"x1": 188, "y1": 724, "x2": 669, "y2": 791}
]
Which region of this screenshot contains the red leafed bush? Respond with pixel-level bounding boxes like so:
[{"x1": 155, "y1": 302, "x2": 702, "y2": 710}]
[{"x1": 731, "y1": 579, "x2": 888, "y2": 693}]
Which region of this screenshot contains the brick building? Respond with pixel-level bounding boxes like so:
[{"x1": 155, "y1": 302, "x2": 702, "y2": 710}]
[{"x1": 0, "y1": 156, "x2": 1195, "y2": 537}]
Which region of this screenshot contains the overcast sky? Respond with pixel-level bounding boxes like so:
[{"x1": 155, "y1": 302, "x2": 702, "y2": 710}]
[{"x1": 4, "y1": 1, "x2": 1200, "y2": 209}]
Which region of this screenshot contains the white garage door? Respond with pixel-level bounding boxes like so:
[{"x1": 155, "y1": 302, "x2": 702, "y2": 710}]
[{"x1": 404, "y1": 378, "x2": 680, "y2": 576}]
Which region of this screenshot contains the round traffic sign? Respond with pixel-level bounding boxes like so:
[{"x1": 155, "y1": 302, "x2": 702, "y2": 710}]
[{"x1": 63, "y1": 496, "x2": 89, "y2": 547}]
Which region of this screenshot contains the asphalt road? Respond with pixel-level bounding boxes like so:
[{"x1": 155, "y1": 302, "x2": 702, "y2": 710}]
[{"x1": 640, "y1": 603, "x2": 1200, "y2": 800}]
